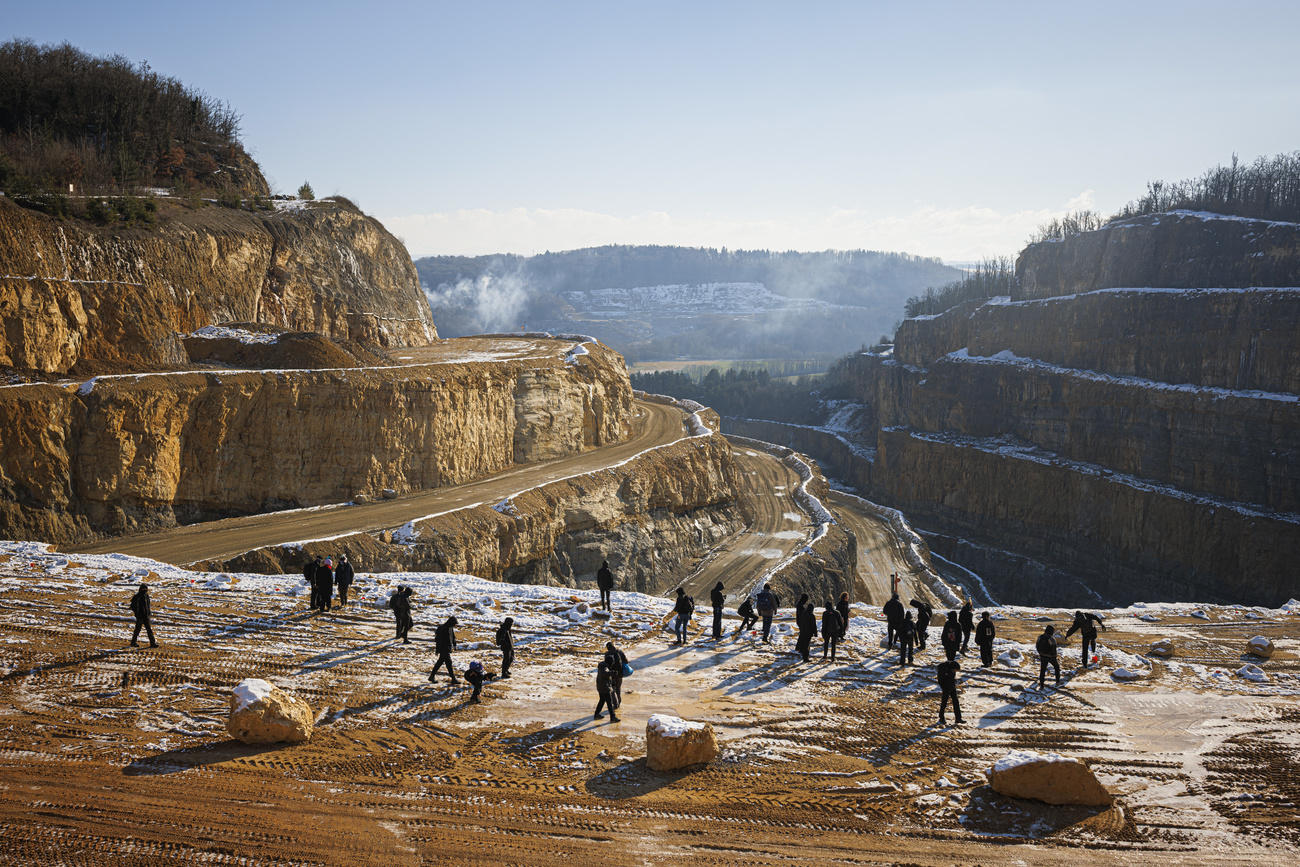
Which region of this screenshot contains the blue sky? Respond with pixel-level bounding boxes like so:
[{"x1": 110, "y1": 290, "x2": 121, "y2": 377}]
[{"x1": 8, "y1": 1, "x2": 1300, "y2": 260}]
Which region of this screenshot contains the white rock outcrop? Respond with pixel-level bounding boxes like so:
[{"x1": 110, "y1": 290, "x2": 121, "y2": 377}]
[
  {"x1": 227, "y1": 678, "x2": 314, "y2": 745},
  {"x1": 646, "y1": 714, "x2": 720, "y2": 772},
  {"x1": 986, "y1": 750, "x2": 1114, "y2": 807},
  {"x1": 1149, "y1": 638, "x2": 1175, "y2": 658}
]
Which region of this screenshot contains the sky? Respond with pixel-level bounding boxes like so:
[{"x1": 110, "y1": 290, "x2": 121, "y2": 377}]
[{"x1": 7, "y1": 1, "x2": 1300, "y2": 262}]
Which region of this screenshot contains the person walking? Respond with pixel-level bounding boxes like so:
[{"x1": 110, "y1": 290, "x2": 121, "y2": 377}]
[
  {"x1": 464, "y1": 660, "x2": 494, "y2": 704},
  {"x1": 604, "y1": 641, "x2": 629, "y2": 706},
  {"x1": 596, "y1": 560, "x2": 615, "y2": 612},
  {"x1": 821, "y1": 603, "x2": 843, "y2": 661},
  {"x1": 940, "y1": 611, "x2": 962, "y2": 662},
  {"x1": 936, "y1": 659, "x2": 963, "y2": 725},
  {"x1": 1065, "y1": 610, "x2": 1106, "y2": 667},
  {"x1": 898, "y1": 611, "x2": 916, "y2": 666},
  {"x1": 389, "y1": 586, "x2": 413, "y2": 642},
  {"x1": 1036, "y1": 624, "x2": 1061, "y2": 688},
  {"x1": 835, "y1": 592, "x2": 850, "y2": 640},
  {"x1": 958, "y1": 598, "x2": 974, "y2": 654},
  {"x1": 911, "y1": 598, "x2": 933, "y2": 650},
  {"x1": 883, "y1": 593, "x2": 905, "y2": 648},
  {"x1": 334, "y1": 555, "x2": 354, "y2": 607},
  {"x1": 594, "y1": 660, "x2": 620, "y2": 722},
  {"x1": 795, "y1": 593, "x2": 818, "y2": 662},
  {"x1": 316, "y1": 558, "x2": 335, "y2": 612},
  {"x1": 128, "y1": 583, "x2": 157, "y2": 648},
  {"x1": 495, "y1": 617, "x2": 515, "y2": 678},
  {"x1": 756, "y1": 584, "x2": 780, "y2": 643},
  {"x1": 672, "y1": 587, "x2": 694, "y2": 645},
  {"x1": 975, "y1": 611, "x2": 996, "y2": 667},
  {"x1": 429, "y1": 616, "x2": 459, "y2": 684},
  {"x1": 737, "y1": 596, "x2": 758, "y2": 634},
  {"x1": 710, "y1": 582, "x2": 726, "y2": 640}
]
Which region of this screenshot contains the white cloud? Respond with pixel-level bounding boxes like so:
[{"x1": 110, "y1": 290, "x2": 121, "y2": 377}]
[{"x1": 385, "y1": 193, "x2": 1097, "y2": 263}]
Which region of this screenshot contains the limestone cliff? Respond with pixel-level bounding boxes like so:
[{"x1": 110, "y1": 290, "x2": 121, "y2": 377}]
[
  {"x1": 0, "y1": 196, "x2": 436, "y2": 375},
  {"x1": 0, "y1": 337, "x2": 632, "y2": 544}
]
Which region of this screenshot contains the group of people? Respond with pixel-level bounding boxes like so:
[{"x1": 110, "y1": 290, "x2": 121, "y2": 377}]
[{"x1": 303, "y1": 554, "x2": 354, "y2": 611}]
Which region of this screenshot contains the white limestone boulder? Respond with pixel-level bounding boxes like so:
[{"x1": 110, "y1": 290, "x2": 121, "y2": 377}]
[
  {"x1": 1236, "y1": 664, "x2": 1270, "y2": 683},
  {"x1": 1111, "y1": 666, "x2": 1145, "y2": 681},
  {"x1": 997, "y1": 648, "x2": 1024, "y2": 667},
  {"x1": 227, "y1": 678, "x2": 313, "y2": 745},
  {"x1": 646, "y1": 714, "x2": 720, "y2": 772},
  {"x1": 1149, "y1": 638, "x2": 1175, "y2": 658},
  {"x1": 986, "y1": 750, "x2": 1113, "y2": 807},
  {"x1": 1247, "y1": 635, "x2": 1275, "y2": 659}
]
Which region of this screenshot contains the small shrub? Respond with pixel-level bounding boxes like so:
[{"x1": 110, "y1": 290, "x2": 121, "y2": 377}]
[{"x1": 297, "y1": 181, "x2": 314, "y2": 201}]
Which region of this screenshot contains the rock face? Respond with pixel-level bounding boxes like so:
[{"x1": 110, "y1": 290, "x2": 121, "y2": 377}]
[
  {"x1": 646, "y1": 714, "x2": 720, "y2": 771},
  {"x1": 986, "y1": 750, "x2": 1113, "y2": 807},
  {"x1": 0, "y1": 337, "x2": 632, "y2": 543},
  {"x1": 226, "y1": 678, "x2": 313, "y2": 745},
  {"x1": 0, "y1": 196, "x2": 436, "y2": 375}
]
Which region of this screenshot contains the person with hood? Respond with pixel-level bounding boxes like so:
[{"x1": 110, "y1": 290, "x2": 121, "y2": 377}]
[
  {"x1": 1064, "y1": 610, "x2": 1106, "y2": 667},
  {"x1": 334, "y1": 555, "x2": 355, "y2": 607},
  {"x1": 835, "y1": 592, "x2": 851, "y2": 640},
  {"x1": 958, "y1": 598, "x2": 975, "y2": 653},
  {"x1": 737, "y1": 596, "x2": 758, "y2": 634},
  {"x1": 429, "y1": 616, "x2": 460, "y2": 684},
  {"x1": 389, "y1": 586, "x2": 413, "y2": 642},
  {"x1": 795, "y1": 593, "x2": 818, "y2": 662},
  {"x1": 596, "y1": 560, "x2": 615, "y2": 612},
  {"x1": 710, "y1": 581, "x2": 726, "y2": 640},
  {"x1": 821, "y1": 602, "x2": 843, "y2": 661},
  {"x1": 910, "y1": 598, "x2": 933, "y2": 650},
  {"x1": 975, "y1": 611, "x2": 996, "y2": 667},
  {"x1": 1036, "y1": 624, "x2": 1061, "y2": 688},
  {"x1": 672, "y1": 587, "x2": 694, "y2": 645},
  {"x1": 316, "y1": 557, "x2": 335, "y2": 612},
  {"x1": 303, "y1": 556, "x2": 318, "y2": 609},
  {"x1": 883, "y1": 593, "x2": 905, "y2": 649},
  {"x1": 936, "y1": 659, "x2": 963, "y2": 725},
  {"x1": 604, "y1": 641, "x2": 629, "y2": 705},
  {"x1": 897, "y1": 611, "x2": 917, "y2": 666},
  {"x1": 594, "y1": 660, "x2": 620, "y2": 722},
  {"x1": 495, "y1": 617, "x2": 515, "y2": 678},
  {"x1": 756, "y1": 584, "x2": 780, "y2": 643},
  {"x1": 129, "y1": 583, "x2": 157, "y2": 648},
  {"x1": 940, "y1": 611, "x2": 963, "y2": 662},
  {"x1": 464, "y1": 660, "x2": 495, "y2": 704}
]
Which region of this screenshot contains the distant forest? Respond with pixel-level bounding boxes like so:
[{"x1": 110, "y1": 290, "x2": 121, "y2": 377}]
[{"x1": 630, "y1": 368, "x2": 824, "y2": 426}]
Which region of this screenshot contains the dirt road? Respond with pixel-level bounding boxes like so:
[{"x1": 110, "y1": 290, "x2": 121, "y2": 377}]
[{"x1": 67, "y1": 399, "x2": 688, "y2": 566}]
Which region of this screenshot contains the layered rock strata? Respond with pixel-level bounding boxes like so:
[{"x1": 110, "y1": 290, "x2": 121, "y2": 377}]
[
  {"x1": 0, "y1": 197, "x2": 436, "y2": 375},
  {"x1": 0, "y1": 338, "x2": 632, "y2": 544}
]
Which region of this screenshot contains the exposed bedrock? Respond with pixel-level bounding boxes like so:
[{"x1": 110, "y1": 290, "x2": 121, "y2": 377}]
[
  {"x1": 0, "y1": 197, "x2": 437, "y2": 375},
  {"x1": 0, "y1": 340, "x2": 632, "y2": 543}
]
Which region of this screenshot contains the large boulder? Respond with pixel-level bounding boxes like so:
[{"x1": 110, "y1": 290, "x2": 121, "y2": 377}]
[
  {"x1": 227, "y1": 678, "x2": 314, "y2": 745},
  {"x1": 1149, "y1": 638, "x2": 1175, "y2": 658},
  {"x1": 646, "y1": 714, "x2": 720, "y2": 772},
  {"x1": 986, "y1": 750, "x2": 1113, "y2": 807},
  {"x1": 1247, "y1": 635, "x2": 1275, "y2": 659}
]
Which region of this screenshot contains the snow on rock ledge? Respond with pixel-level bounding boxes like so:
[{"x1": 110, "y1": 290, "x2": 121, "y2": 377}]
[
  {"x1": 646, "y1": 714, "x2": 720, "y2": 771},
  {"x1": 227, "y1": 678, "x2": 314, "y2": 745},
  {"x1": 986, "y1": 750, "x2": 1114, "y2": 807}
]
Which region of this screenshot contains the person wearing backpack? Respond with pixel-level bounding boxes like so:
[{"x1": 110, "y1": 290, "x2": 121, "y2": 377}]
[
  {"x1": 389, "y1": 586, "x2": 413, "y2": 642},
  {"x1": 821, "y1": 602, "x2": 843, "y2": 661},
  {"x1": 495, "y1": 617, "x2": 515, "y2": 678},
  {"x1": 464, "y1": 660, "x2": 495, "y2": 704},
  {"x1": 594, "y1": 660, "x2": 620, "y2": 722},
  {"x1": 429, "y1": 616, "x2": 459, "y2": 684},
  {"x1": 883, "y1": 593, "x2": 905, "y2": 649},
  {"x1": 710, "y1": 581, "x2": 726, "y2": 640},
  {"x1": 940, "y1": 611, "x2": 962, "y2": 662},
  {"x1": 795, "y1": 593, "x2": 818, "y2": 662},
  {"x1": 334, "y1": 555, "x2": 355, "y2": 607},
  {"x1": 897, "y1": 611, "x2": 917, "y2": 666},
  {"x1": 604, "y1": 641, "x2": 629, "y2": 705},
  {"x1": 910, "y1": 598, "x2": 933, "y2": 650},
  {"x1": 756, "y1": 584, "x2": 780, "y2": 643},
  {"x1": 936, "y1": 659, "x2": 964, "y2": 725},
  {"x1": 128, "y1": 583, "x2": 157, "y2": 648},
  {"x1": 672, "y1": 587, "x2": 694, "y2": 645}
]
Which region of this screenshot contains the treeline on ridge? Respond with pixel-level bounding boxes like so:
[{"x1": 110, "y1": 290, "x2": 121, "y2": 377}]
[{"x1": 630, "y1": 368, "x2": 824, "y2": 426}]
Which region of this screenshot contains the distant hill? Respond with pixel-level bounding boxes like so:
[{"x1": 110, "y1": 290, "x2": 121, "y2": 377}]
[{"x1": 414, "y1": 245, "x2": 962, "y2": 361}]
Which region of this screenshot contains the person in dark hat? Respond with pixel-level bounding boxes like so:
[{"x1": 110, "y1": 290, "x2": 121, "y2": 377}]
[
  {"x1": 429, "y1": 615, "x2": 460, "y2": 684},
  {"x1": 495, "y1": 617, "x2": 515, "y2": 678},
  {"x1": 334, "y1": 555, "x2": 355, "y2": 607},
  {"x1": 596, "y1": 560, "x2": 615, "y2": 612},
  {"x1": 710, "y1": 581, "x2": 726, "y2": 640},
  {"x1": 129, "y1": 583, "x2": 157, "y2": 648},
  {"x1": 389, "y1": 586, "x2": 413, "y2": 642}
]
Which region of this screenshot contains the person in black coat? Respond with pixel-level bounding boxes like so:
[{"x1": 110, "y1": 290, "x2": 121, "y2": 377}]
[
  {"x1": 316, "y1": 558, "x2": 335, "y2": 612},
  {"x1": 911, "y1": 599, "x2": 933, "y2": 650},
  {"x1": 974, "y1": 611, "x2": 996, "y2": 667},
  {"x1": 604, "y1": 641, "x2": 629, "y2": 704},
  {"x1": 303, "y1": 556, "x2": 318, "y2": 609},
  {"x1": 672, "y1": 587, "x2": 693, "y2": 645},
  {"x1": 334, "y1": 556, "x2": 355, "y2": 606},
  {"x1": 1064, "y1": 610, "x2": 1106, "y2": 667},
  {"x1": 737, "y1": 597, "x2": 758, "y2": 633},
  {"x1": 129, "y1": 583, "x2": 157, "y2": 648},
  {"x1": 594, "y1": 660, "x2": 620, "y2": 722},
  {"x1": 897, "y1": 611, "x2": 916, "y2": 666},
  {"x1": 429, "y1": 616, "x2": 459, "y2": 684},
  {"x1": 389, "y1": 586, "x2": 413, "y2": 642},
  {"x1": 795, "y1": 593, "x2": 818, "y2": 662},
  {"x1": 940, "y1": 611, "x2": 962, "y2": 662},
  {"x1": 958, "y1": 599, "x2": 974, "y2": 653},
  {"x1": 464, "y1": 660, "x2": 495, "y2": 703},
  {"x1": 1036, "y1": 624, "x2": 1061, "y2": 687},
  {"x1": 710, "y1": 582, "x2": 726, "y2": 640},
  {"x1": 821, "y1": 603, "x2": 843, "y2": 661},
  {"x1": 596, "y1": 560, "x2": 615, "y2": 612},
  {"x1": 936, "y1": 659, "x2": 963, "y2": 725},
  {"x1": 756, "y1": 584, "x2": 780, "y2": 642},
  {"x1": 883, "y1": 593, "x2": 905, "y2": 648},
  {"x1": 835, "y1": 592, "x2": 850, "y2": 640},
  {"x1": 495, "y1": 617, "x2": 515, "y2": 678}
]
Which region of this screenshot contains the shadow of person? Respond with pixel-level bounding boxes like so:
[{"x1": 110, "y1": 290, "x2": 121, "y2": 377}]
[{"x1": 122, "y1": 738, "x2": 286, "y2": 776}]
